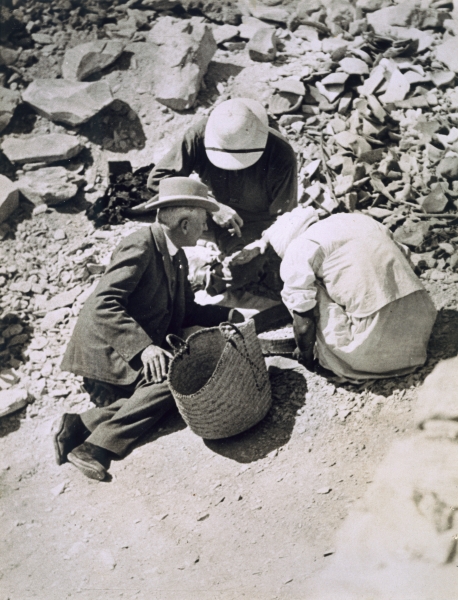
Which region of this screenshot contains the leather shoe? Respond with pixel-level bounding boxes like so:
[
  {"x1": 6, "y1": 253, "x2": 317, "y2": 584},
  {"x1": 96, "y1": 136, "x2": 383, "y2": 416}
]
[
  {"x1": 53, "y1": 413, "x2": 89, "y2": 466},
  {"x1": 67, "y1": 442, "x2": 109, "y2": 481}
]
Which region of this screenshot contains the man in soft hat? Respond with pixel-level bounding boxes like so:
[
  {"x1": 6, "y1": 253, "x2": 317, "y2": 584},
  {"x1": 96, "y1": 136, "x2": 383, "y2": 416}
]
[
  {"x1": 56, "y1": 178, "x2": 242, "y2": 481},
  {"x1": 146, "y1": 98, "x2": 297, "y2": 295}
]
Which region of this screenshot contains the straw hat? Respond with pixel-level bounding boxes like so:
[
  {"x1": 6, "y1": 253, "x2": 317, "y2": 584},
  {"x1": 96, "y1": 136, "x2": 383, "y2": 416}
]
[
  {"x1": 204, "y1": 98, "x2": 269, "y2": 170},
  {"x1": 142, "y1": 177, "x2": 220, "y2": 212}
]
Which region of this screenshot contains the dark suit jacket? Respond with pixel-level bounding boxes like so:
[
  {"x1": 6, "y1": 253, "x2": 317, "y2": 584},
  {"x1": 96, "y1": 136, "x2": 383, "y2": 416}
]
[{"x1": 61, "y1": 223, "x2": 230, "y2": 385}]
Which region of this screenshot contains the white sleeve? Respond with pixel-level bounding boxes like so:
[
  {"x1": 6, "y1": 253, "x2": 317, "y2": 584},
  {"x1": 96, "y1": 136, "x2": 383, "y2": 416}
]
[{"x1": 280, "y1": 237, "x2": 322, "y2": 313}]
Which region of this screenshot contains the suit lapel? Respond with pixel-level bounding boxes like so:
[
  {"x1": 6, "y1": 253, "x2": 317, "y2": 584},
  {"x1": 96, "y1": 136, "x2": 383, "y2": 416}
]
[{"x1": 150, "y1": 223, "x2": 175, "y2": 298}]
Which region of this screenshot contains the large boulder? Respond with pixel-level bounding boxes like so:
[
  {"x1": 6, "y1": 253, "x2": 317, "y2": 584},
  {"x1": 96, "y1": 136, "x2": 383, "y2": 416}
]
[
  {"x1": 306, "y1": 435, "x2": 458, "y2": 599},
  {"x1": 1, "y1": 133, "x2": 83, "y2": 165},
  {"x1": 62, "y1": 40, "x2": 125, "y2": 81},
  {"x1": 148, "y1": 17, "x2": 217, "y2": 110},
  {"x1": 0, "y1": 175, "x2": 19, "y2": 223},
  {"x1": 22, "y1": 79, "x2": 113, "y2": 126},
  {"x1": 0, "y1": 87, "x2": 20, "y2": 133},
  {"x1": 17, "y1": 167, "x2": 85, "y2": 206}
]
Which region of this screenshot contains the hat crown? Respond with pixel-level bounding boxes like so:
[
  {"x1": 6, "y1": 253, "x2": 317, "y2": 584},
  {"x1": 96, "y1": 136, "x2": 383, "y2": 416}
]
[
  {"x1": 207, "y1": 99, "x2": 267, "y2": 151},
  {"x1": 204, "y1": 98, "x2": 269, "y2": 170},
  {"x1": 159, "y1": 177, "x2": 208, "y2": 200}
]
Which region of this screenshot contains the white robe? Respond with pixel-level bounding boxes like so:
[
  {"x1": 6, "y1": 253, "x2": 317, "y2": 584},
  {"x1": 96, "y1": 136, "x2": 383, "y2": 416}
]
[{"x1": 277, "y1": 213, "x2": 436, "y2": 382}]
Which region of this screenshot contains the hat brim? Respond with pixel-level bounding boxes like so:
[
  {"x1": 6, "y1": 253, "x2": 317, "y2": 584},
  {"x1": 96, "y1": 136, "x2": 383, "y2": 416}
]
[
  {"x1": 140, "y1": 195, "x2": 220, "y2": 213},
  {"x1": 205, "y1": 149, "x2": 265, "y2": 170}
]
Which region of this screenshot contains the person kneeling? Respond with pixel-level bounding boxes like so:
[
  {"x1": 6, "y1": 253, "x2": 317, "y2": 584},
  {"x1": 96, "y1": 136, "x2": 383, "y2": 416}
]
[
  {"x1": 55, "y1": 178, "x2": 243, "y2": 480},
  {"x1": 232, "y1": 208, "x2": 437, "y2": 383}
]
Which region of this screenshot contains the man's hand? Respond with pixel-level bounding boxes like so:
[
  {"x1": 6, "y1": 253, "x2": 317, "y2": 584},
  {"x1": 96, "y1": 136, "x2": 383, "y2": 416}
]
[
  {"x1": 212, "y1": 203, "x2": 244, "y2": 237},
  {"x1": 227, "y1": 238, "x2": 268, "y2": 266},
  {"x1": 141, "y1": 344, "x2": 173, "y2": 383}
]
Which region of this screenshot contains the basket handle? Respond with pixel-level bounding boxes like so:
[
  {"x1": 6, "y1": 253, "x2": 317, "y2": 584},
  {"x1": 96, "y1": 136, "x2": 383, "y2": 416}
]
[
  {"x1": 166, "y1": 334, "x2": 190, "y2": 357},
  {"x1": 219, "y1": 322, "x2": 264, "y2": 392}
]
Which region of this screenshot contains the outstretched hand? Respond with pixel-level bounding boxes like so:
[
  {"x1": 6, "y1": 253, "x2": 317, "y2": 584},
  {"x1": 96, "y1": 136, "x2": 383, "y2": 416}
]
[
  {"x1": 141, "y1": 344, "x2": 173, "y2": 383},
  {"x1": 227, "y1": 239, "x2": 268, "y2": 266}
]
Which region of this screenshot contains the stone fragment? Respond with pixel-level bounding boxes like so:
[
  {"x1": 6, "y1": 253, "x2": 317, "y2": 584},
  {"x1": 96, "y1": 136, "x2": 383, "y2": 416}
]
[
  {"x1": 9, "y1": 281, "x2": 32, "y2": 293},
  {"x1": 437, "y1": 156, "x2": 458, "y2": 180},
  {"x1": 0, "y1": 175, "x2": 19, "y2": 224},
  {"x1": 367, "y1": 1, "x2": 426, "y2": 35},
  {"x1": 32, "y1": 33, "x2": 53, "y2": 45},
  {"x1": 279, "y1": 114, "x2": 304, "y2": 127},
  {"x1": 435, "y1": 35, "x2": 458, "y2": 73},
  {"x1": 180, "y1": 0, "x2": 242, "y2": 25},
  {"x1": 335, "y1": 175, "x2": 354, "y2": 197},
  {"x1": 1, "y1": 134, "x2": 83, "y2": 165},
  {"x1": 51, "y1": 481, "x2": 68, "y2": 497},
  {"x1": 339, "y1": 57, "x2": 369, "y2": 76},
  {"x1": 53, "y1": 229, "x2": 66, "y2": 241},
  {"x1": 46, "y1": 286, "x2": 82, "y2": 312},
  {"x1": 393, "y1": 219, "x2": 430, "y2": 248},
  {"x1": 62, "y1": 41, "x2": 125, "y2": 81},
  {"x1": 356, "y1": 0, "x2": 388, "y2": 11},
  {"x1": 22, "y1": 80, "x2": 113, "y2": 126},
  {"x1": 247, "y1": 27, "x2": 277, "y2": 62},
  {"x1": 0, "y1": 369, "x2": 20, "y2": 390},
  {"x1": 379, "y1": 69, "x2": 410, "y2": 104},
  {"x1": 322, "y1": 72, "x2": 349, "y2": 87},
  {"x1": 275, "y1": 78, "x2": 306, "y2": 96},
  {"x1": 0, "y1": 87, "x2": 20, "y2": 133},
  {"x1": 148, "y1": 17, "x2": 217, "y2": 110},
  {"x1": 0, "y1": 388, "x2": 29, "y2": 418},
  {"x1": 249, "y1": 4, "x2": 290, "y2": 24},
  {"x1": 334, "y1": 131, "x2": 372, "y2": 155},
  {"x1": 295, "y1": 0, "x2": 323, "y2": 19},
  {"x1": 294, "y1": 25, "x2": 319, "y2": 42},
  {"x1": 238, "y1": 16, "x2": 274, "y2": 40},
  {"x1": 0, "y1": 46, "x2": 21, "y2": 67},
  {"x1": 212, "y1": 24, "x2": 239, "y2": 45},
  {"x1": 40, "y1": 308, "x2": 70, "y2": 331},
  {"x1": 17, "y1": 167, "x2": 85, "y2": 206},
  {"x1": 316, "y1": 81, "x2": 344, "y2": 104},
  {"x1": 418, "y1": 187, "x2": 448, "y2": 213},
  {"x1": 317, "y1": 487, "x2": 331, "y2": 494}
]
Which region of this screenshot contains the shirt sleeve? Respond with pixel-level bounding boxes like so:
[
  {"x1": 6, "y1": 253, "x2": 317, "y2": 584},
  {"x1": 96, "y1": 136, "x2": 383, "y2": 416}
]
[
  {"x1": 280, "y1": 237, "x2": 323, "y2": 313},
  {"x1": 268, "y1": 137, "x2": 298, "y2": 217},
  {"x1": 147, "y1": 120, "x2": 206, "y2": 193}
]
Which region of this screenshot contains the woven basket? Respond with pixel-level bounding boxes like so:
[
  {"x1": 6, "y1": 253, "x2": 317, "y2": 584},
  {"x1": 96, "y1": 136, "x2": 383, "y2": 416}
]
[{"x1": 166, "y1": 320, "x2": 272, "y2": 440}]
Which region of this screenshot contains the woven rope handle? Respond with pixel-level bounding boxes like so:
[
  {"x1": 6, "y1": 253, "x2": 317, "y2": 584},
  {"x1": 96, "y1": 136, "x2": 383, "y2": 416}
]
[
  {"x1": 166, "y1": 334, "x2": 190, "y2": 358},
  {"x1": 219, "y1": 322, "x2": 264, "y2": 392}
]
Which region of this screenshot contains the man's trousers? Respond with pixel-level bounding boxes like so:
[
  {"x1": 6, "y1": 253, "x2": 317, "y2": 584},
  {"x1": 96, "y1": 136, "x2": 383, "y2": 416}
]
[{"x1": 80, "y1": 375, "x2": 176, "y2": 457}]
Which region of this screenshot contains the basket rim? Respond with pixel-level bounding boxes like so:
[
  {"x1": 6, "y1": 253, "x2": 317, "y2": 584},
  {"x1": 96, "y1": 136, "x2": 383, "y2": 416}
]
[{"x1": 167, "y1": 320, "x2": 268, "y2": 400}]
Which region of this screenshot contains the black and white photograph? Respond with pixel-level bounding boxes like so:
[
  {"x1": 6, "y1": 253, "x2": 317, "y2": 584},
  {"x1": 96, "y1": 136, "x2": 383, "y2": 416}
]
[{"x1": 1, "y1": 0, "x2": 458, "y2": 597}]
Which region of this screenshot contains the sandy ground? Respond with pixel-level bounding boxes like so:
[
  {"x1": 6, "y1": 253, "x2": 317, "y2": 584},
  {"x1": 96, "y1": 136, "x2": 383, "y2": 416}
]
[{"x1": 0, "y1": 202, "x2": 457, "y2": 599}]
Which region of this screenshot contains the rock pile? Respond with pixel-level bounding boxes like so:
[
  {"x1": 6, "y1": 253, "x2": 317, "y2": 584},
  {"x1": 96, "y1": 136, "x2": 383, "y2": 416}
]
[{"x1": 0, "y1": 199, "x2": 143, "y2": 418}]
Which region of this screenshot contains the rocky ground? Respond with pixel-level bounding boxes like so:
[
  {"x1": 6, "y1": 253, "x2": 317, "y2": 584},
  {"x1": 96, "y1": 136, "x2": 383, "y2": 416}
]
[{"x1": 2, "y1": 0, "x2": 458, "y2": 598}]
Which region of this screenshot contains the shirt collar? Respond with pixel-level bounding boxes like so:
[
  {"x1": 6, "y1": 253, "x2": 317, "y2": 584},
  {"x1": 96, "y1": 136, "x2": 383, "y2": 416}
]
[{"x1": 163, "y1": 230, "x2": 179, "y2": 257}]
